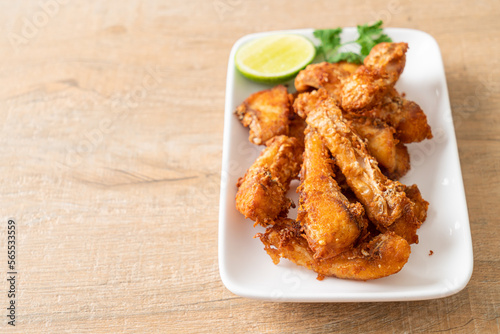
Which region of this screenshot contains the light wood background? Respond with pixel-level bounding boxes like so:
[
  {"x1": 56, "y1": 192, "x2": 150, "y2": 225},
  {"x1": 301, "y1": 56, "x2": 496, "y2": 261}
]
[{"x1": 0, "y1": 0, "x2": 498, "y2": 333}]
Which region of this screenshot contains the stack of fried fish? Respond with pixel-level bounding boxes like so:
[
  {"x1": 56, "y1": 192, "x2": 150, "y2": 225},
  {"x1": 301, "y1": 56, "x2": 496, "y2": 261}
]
[{"x1": 234, "y1": 42, "x2": 432, "y2": 280}]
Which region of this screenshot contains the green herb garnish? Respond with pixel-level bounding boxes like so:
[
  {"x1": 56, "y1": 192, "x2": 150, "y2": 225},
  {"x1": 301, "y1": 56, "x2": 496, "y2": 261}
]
[{"x1": 313, "y1": 21, "x2": 392, "y2": 64}]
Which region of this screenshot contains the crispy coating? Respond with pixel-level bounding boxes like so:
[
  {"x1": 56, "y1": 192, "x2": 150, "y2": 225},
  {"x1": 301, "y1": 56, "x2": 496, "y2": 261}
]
[
  {"x1": 295, "y1": 89, "x2": 411, "y2": 179},
  {"x1": 294, "y1": 62, "x2": 354, "y2": 100},
  {"x1": 403, "y1": 184, "x2": 429, "y2": 223},
  {"x1": 338, "y1": 61, "x2": 362, "y2": 75},
  {"x1": 295, "y1": 91, "x2": 421, "y2": 243},
  {"x1": 257, "y1": 220, "x2": 411, "y2": 280},
  {"x1": 364, "y1": 42, "x2": 408, "y2": 84},
  {"x1": 297, "y1": 128, "x2": 367, "y2": 259},
  {"x1": 235, "y1": 85, "x2": 292, "y2": 145},
  {"x1": 345, "y1": 116, "x2": 397, "y2": 174},
  {"x1": 293, "y1": 86, "x2": 330, "y2": 116},
  {"x1": 376, "y1": 202, "x2": 421, "y2": 244},
  {"x1": 340, "y1": 66, "x2": 388, "y2": 111},
  {"x1": 235, "y1": 136, "x2": 303, "y2": 226},
  {"x1": 362, "y1": 88, "x2": 433, "y2": 143},
  {"x1": 315, "y1": 162, "x2": 422, "y2": 241},
  {"x1": 386, "y1": 143, "x2": 411, "y2": 180},
  {"x1": 346, "y1": 116, "x2": 411, "y2": 179},
  {"x1": 287, "y1": 114, "x2": 307, "y2": 145},
  {"x1": 340, "y1": 43, "x2": 408, "y2": 112}
]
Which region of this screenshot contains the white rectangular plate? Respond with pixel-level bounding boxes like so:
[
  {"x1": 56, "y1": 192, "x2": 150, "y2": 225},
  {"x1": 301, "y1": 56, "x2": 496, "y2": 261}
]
[{"x1": 218, "y1": 28, "x2": 473, "y2": 302}]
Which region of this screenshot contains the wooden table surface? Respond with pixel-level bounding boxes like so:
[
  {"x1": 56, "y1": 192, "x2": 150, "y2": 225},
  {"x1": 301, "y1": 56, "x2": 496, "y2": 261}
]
[{"x1": 0, "y1": 0, "x2": 498, "y2": 333}]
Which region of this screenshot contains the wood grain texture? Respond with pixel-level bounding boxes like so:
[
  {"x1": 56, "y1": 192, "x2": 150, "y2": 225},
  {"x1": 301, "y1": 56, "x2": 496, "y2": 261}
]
[{"x1": 0, "y1": 0, "x2": 498, "y2": 333}]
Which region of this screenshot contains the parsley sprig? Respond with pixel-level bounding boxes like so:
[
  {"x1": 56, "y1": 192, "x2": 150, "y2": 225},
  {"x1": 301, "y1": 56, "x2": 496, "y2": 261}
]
[{"x1": 313, "y1": 21, "x2": 392, "y2": 64}]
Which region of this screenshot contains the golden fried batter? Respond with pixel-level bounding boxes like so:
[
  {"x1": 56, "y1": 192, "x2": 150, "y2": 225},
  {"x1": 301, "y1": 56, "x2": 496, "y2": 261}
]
[
  {"x1": 297, "y1": 128, "x2": 367, "y2": 259},
  {"x1": 294, "y1": 89, "x2": 411, "y2": 179},
  {"x1": 287, "y1": 114, "x2": 307, "y2": 145},
  {"x1": 258, "y1": 220, "x2": 411, "y2": 280},
  {"x1": 362, "y1": 88, "x2": 433, "y2": 143},
  {"x1": 338, "y1": 61, "x2": 362, "y2": 75},
  {"x1": 403, "y1": 184, "x2": 429, "y2": 223},
  {"x1": 364, "y1": 42, "x2": 408, "y2": 84},
  {"x1": 345, "y1": 116, "x2": 398, "y2": 175},
  {"x1": 235, "y1": 136, "x2": 303, "y2": 226},
  {"x1": 294, "y1": 62, "x2": 354, "y2": 99},
  {"x1": 340, "y1": 43, "x2": 408, "y2": 112},
  {"x1": 295, "y1": 91, "x2": 422, "y2": 243},
  {"x1": 293, "y1": 86, "x2": 330, "y2": 115},
  {"x1": 347, "y1": 116, "x2": 411, "y2": 179},
  {"x1": 386, "y1": 143, "x2": 411, "y2": 180},
  {"x1": 340, "y1": 67, "x2": 387, "y2": 111},
  {"x1": 235, "y1": 85, "x2": 292, "y2": 145}
]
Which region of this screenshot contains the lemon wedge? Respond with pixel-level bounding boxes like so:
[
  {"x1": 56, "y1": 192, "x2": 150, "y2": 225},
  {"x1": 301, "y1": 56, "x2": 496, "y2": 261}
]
[{"x1": 235, "y1": 34, "x2": 316, "y2": 84}]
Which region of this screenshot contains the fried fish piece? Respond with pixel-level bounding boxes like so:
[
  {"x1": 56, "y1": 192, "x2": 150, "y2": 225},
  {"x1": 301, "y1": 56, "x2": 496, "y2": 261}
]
[
  {"x1": 293, "y1": 86, "x2": 331, "y2": 115},
  {"x1": 387, "y1": 143, "x2": 411, "y2": 180},
  {"x1": 287, "y1": 114, "x2": 307, "y2": 144},
  {"x1": 364, "y1": 42, "x2": 408, "y2": 84},
  {"x1": 296, "y1": 91, "x2": 421, "y2": 243},
  {"x1": 338, "y1": 61, "x2": 362, "y2": 75},
  {"x1": 340, "y1": 66, "x2": 389, "y2": 111},
  {"x1": 297, "y1": 128, "x2": 367, "y2": 259},
  {"x1": 348, "y1": 117, "x2": 411, "y2": 179},
  {"x1": 257, "y1": 220, "x2": 411, "y2": 280},
  {"x1": 340, "y1": 42, "x2": 408, "y2": 112},
  {"x1": 235, "y1": 135, "x2": 303, "y2": 226},
  {"x1": 344, "y1": 116, "x2": 396, "y2": 169},
  {"x1": 294, "y1": 62, "x2": 355, "y2": 98},
  {"x1": 296, "y1": 89, "x2": 411, "y2": 179},
  {"x1": 235, "y1": 85, "x2": 292, "y2": 145},
  {"x1": 403, "y1": 184, "x2": 429, "y2": 223},
  {"x1": 362, "y1": 88, "x2": 433, "y2": 143}
]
